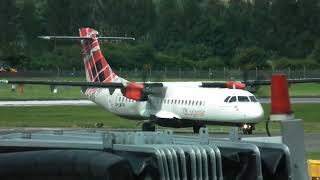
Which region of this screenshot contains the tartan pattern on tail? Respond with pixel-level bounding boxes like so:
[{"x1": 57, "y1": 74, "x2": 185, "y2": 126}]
[{"x1": 79, "y1": 28, "x2": 118, "y2": 82}]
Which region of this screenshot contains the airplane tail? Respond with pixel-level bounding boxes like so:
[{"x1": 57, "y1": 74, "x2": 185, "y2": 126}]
[{"x1": 79, "y1": 28, "x2": 125, "y2": 83}]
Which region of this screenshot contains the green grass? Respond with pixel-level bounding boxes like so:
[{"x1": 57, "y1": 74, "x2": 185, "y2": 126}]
[
  {"x1": 0, "y1": 84, "x2": 86, "y2": 100},
  {"x1": 255, "y1": 83, "x2": 320, "y2": 97},
  {"x1": 0, "y1": 104, "x2": 319, "y2": 132},
  {"x1": 307, "y1": 152, "x2": 320, "y2": 160},
  {"x1": 0, "y1": 106, "x2": 136, "y2": 128}
]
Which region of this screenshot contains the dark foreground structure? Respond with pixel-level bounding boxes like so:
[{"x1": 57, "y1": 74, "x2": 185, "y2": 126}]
[{"x1": 0, "y1": 124, "x2": 308, "y2": 180}]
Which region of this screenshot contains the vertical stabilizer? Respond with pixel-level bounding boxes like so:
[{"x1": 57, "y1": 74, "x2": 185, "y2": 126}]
[{"x1": 79, "y1": 28, "x2": 125, "y2": 83}]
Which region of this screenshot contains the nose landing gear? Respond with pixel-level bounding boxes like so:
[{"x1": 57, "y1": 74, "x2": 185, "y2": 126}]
[
  {"x1": 241, "y1": 124, "x2": 255, "y2": 134},
  {"x1": 193, "y1": 124, "x2": 206, "y2": 133}
]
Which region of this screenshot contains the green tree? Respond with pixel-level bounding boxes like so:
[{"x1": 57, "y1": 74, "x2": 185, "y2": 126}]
[
  {"x1": 20, "y1": 0, "x2": 42, "y2": 53},
  {"x1": 310, "y1": 40, "x2": 320, "y2": 63},
  {"x1": 232, "y1": 47, "x2": 269, "y2": 69},
  {"x1": 0, "y1": 0, "x2": 18, "y2": 57},
  {"x1": 155, "y1": 0, "x2": 183, "y2": 47}
]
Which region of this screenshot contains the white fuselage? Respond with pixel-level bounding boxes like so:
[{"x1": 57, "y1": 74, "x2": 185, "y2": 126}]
[{"x1": 84, "y1": 83, "x2": 264, "y2": 127}]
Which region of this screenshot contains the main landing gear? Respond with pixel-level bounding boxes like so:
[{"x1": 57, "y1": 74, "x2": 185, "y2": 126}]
[
  {"x1": 142, "y1": 121, "x2": 156, "y2": 132},
  {"x1": 193, "y1": 125, "x2": 206, "y2": 133},
  {"x1": 241, "y1": 124, "x2": 254, "y2": 134}
]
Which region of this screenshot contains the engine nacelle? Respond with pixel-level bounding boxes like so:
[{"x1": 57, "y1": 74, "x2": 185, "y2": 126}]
[
  {"x1": 225, "y1": 81, "x2": 246, "y2": 89},
  {"x1": 121, "y1": 82, "x2": 147, "y2": 101}
]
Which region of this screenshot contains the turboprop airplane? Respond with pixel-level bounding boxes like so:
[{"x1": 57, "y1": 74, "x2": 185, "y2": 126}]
[{"x1": 1, "y1": 28, "x2": 320, "y2": 134}]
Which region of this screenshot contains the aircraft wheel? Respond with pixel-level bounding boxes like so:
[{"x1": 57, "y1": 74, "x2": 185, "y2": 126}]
[
  {"x1": 142, "y1": 122, "x2": 155, "y2": 131},
  {"x1": 193, "y1": 125, "x2": 205, "y2": 134},
  {"x1": 193, "y1": 126, "x2": 200, "y2": 133},
  {"x1": 243, "y1": 128, "x2": 253, "y2": 135}
]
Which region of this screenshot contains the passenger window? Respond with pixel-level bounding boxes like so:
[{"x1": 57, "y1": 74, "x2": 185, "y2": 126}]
[
  {"x1": 224, "y1": 96, "x2": 230, "y2": 102},
  {"x1": 188, "y1": 100, "x2": 191, "y2": 105},
  {"x1": 249, "y1": 96, "x2": 258, "y2": 102},
  {"x1": 196, "y1": 101, "x2": 198, "y2": 106},
  {"x1": 174, "y1": 100, "x2": 177, "y2": 104},
  {"x1": 192, "y1": 101, "x2": 194, "y2": 105},
  {"x1": 171, "y1": 99, "x2": 174, "y2": 104},
  {"x1": 199, "y1": 101, "x2": 202, "y2": 106},
  {"x1": 238, "y1": 96, "x2": 250, "y2": 102},
  {"x1": 228, "y1": 96, "x2": 237, "y2": 103}
]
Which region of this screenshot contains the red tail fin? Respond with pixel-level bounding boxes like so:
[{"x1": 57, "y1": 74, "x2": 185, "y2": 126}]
[{"x1": 79, "y1": 28, "x2": 123, "y2": 83}]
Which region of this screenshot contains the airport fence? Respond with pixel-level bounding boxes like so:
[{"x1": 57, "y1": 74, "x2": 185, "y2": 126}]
[{"x1": 1, "y1": 68, "x2": 320, "y2": 81}]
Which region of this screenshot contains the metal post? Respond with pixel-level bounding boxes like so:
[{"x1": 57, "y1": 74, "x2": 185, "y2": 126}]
[
  {"x1": 280, "y1": 119, "x2": 309, "y2": 180},
  {"x1": 57, "y1": 67, "x2": 60, "y2": 78},
  {"x1": 134, "y1": 68, "x2": 137, "y2": 79},
  {"x1": 303, "y1": 66, "x2": 306, "y2": 79},
  {"x1": 272, "y1": 65, "x2": 275, "y2": 72},
  {"x1": 149, "y1": 67, "x2": 152, "y2": 79},
  {"x1": 288, "y1": 67, "x2": 291, "y2": 79},
  {"x1": 255, "y1": 66, "x2": 258, "y2": 80}
]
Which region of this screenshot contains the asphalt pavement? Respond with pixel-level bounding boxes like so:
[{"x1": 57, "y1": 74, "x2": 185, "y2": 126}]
[{"x1": 0, "y1": 97, "x2": 319, "y2": 107}]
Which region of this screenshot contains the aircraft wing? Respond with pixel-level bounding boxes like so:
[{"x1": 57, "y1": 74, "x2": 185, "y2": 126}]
[
  {"x1": 201, "y1": 78, "x2": 320, "y2": 89},
  {"x1": 0, "y1": 79, "x2": 125, "y2": 88},
  {"x1": 0, "y1": 79, "x2": 164, "y2": 101},
  {"x1": 245, "y1": 78, "x2": 320, "y2": 86}
]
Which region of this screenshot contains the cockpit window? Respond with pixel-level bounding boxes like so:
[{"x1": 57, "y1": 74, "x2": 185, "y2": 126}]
[
  {"x1": 249, "y1": 96, "x2": 258, "y2": 102},
  {"x1": 224, "y1": 96, "x2": 231, "y2": 102},
  {"x1": 238, "y1": 96, "x2": 250, "y2": 102},
  {"x1": 228, "y1": 96, "x2": 237, "y2": 103}
]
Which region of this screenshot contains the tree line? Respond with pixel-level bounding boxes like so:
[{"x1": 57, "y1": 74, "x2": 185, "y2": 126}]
[{"x1": 1, "y1": 0, "x2": 320, "y2": 71}]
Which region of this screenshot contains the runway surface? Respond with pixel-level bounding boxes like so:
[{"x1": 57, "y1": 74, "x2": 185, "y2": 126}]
[
  {"x1": 0, "y1": 128, "x2": 318, "y2": 152},
  {"x1": 0, "y1": 97, "x2": 319, "y2": 106}
]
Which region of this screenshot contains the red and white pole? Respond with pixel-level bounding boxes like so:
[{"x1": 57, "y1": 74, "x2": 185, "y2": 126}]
[{"x1": 270, "y1": 74, "x2": 294, "y2": 121}]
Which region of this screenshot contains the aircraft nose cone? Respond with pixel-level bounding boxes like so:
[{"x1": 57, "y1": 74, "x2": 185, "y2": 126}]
[{"x1": 252, "y1": 105, "x2": 264, "y2": 120}]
